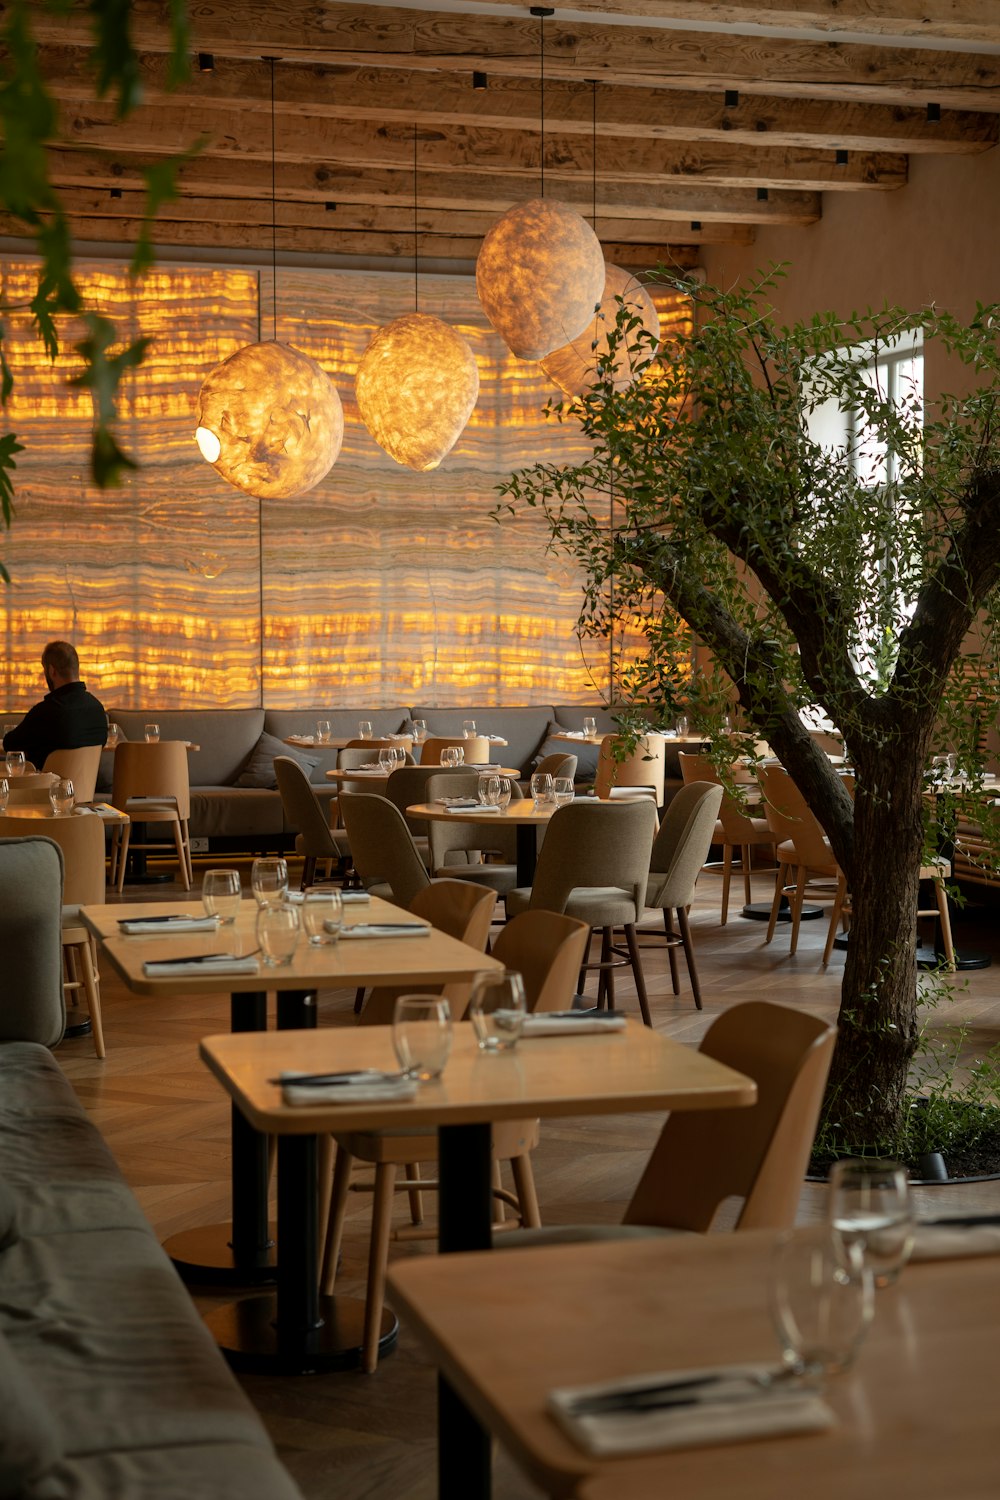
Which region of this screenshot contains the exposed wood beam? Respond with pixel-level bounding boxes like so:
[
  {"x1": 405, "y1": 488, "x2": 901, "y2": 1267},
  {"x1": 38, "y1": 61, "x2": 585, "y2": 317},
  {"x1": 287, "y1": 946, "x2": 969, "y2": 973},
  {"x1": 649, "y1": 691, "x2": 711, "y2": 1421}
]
[
  {"x1": 33, "y1": 3, "x2": 1000, "y2": 111},
  {"x1": 36, "y1": 48, "x2": 995, "y2": 154},
  {"x1": 44, "y1": 147, "x2": 821, "y2": 225},
  {"x1": 51, "y1": 100, "x2": 906, "y2": 193}
]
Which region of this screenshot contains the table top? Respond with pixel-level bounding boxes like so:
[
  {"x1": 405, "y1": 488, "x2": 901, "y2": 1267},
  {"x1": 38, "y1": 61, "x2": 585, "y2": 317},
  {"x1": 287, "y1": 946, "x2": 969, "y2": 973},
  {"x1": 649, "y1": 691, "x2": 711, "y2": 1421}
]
[
  {"x1": 0, "y1": 802, "x2": 130, "y2": 825},
  {"x1": 81, "y1": 896, "x2": 503, "y2": 997},
  {"x1": 328, "y1": 764, "x2": 520, "y2": 784},
  {"x1": 548, "y1": 732, "x2": 708, "y2": 746},
  {"x1": 407, "y1": 799, "x2": 560, "y2": 827},
  {"x1": 198, "y1": 1021, "x2": 756, "y2": 1136},
  {"x1": 388, "y1": 1231, "x2": 1000, "y2": 1500}
]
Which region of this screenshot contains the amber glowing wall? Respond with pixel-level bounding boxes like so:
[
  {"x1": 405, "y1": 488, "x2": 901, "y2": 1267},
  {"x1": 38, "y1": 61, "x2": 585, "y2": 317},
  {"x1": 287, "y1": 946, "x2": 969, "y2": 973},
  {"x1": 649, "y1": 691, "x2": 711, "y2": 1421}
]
[{"x1": 0, "y1": 260, "x2": 688, "y2": 711}]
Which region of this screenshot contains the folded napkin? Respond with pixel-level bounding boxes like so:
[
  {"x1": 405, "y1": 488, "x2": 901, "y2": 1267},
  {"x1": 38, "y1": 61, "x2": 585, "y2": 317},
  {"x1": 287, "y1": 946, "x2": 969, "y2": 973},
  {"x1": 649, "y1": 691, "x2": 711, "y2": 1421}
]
[
  {"x1": 349, "y1": 766, "x2": 384, "y2": 775},
  {"x1": 281, "y1": 1070, "x2": 418, "y2": 1106},
  {"x1": 142, "y1": 954, "x2": 259, "y2": 976},
  {"x1": 521, "y1": 1012, "x2": 627, "y2": 1037},
  {"x1": 548, "y1": 1363, "x2": 834, "y2": 1457},
  {"x1": 910, "y1": 1219, "x2": 1000, "y2": 1262},
  {"x1": 283, "y1": 889, "x2": 370, "y2": 905},
  {"x1": 437, "y1": 797, "x2": 479, "y2": 808},
  {"x1": 120, "y1": 915, "x2": 219, "y2": 935},
  {"x1": 340, "y1": 923, "x2": 430, "y2": 939}
]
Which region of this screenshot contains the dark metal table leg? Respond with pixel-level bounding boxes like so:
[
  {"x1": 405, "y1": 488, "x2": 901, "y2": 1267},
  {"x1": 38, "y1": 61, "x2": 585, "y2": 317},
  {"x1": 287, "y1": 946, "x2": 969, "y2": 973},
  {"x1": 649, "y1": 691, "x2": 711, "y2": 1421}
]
[{"x1": 515, "y1": 825, "x2": 537, "y2": 888}]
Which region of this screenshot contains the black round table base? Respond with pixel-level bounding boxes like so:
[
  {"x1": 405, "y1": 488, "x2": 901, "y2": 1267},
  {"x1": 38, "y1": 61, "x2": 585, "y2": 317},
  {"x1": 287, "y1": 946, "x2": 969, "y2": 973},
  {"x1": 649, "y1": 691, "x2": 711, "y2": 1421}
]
[
  {"x1": 204, "y1": 1293, "x2": 397, "y2": 1375},
  {"x1": 164, "y1": 1222, "x2": 277, "y2": 1287},
  {"x1": 740, "y1": 901, "x2": 824, "y2": 923},
  {"x1": 63, "y1": 1017, "x2": 93, "y2": 1039},
  {"x1": 916, "y1": 944, "x2": 991, "y2": 973}
]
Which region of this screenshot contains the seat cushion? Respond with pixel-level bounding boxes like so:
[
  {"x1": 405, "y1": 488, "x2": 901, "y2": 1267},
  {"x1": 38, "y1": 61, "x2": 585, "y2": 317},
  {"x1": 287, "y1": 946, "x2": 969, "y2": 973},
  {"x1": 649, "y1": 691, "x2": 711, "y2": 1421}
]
[{"x1": 505, "y1": 886, "x2": 640, "y2": 925}]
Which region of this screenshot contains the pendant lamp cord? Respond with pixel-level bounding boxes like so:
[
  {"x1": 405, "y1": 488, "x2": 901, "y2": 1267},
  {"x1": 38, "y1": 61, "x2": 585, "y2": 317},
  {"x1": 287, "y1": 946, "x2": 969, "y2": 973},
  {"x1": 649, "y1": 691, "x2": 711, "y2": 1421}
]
[
  {"x1": 413, "y1": 122, "x2": 419, "y2": 312},
  {"x1": 591, "y1": 79, "x2": 597, "y2": 227},
  {"x1": 269, "y1": 56, "x2": 277, "y2": 341},
  {"x1": 530, "y1": 8, "x2": 553, "y2": 196}
]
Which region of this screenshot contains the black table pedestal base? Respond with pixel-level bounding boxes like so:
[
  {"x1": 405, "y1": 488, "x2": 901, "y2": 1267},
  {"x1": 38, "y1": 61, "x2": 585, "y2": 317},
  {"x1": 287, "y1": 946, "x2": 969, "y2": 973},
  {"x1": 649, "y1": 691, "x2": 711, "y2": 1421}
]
[
  {"x1": 741, "y1": 901, "x2": 824, "y2": 923},
  {"x1": 164, "y1": 1222, "x2": 277, "y2": 1286},
  {"x1": 63, "y1": 1016, "x2": 93, "y2": 1039},
  {"x1": 204, "y1": 1293, "x2": 397, "y2": 1375}
]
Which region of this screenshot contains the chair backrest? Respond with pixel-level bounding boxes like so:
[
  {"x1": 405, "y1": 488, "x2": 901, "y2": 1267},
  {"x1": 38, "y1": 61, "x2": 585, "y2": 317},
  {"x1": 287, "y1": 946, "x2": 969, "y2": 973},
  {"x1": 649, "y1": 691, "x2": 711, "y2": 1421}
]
[
  {"x1": 359, "y1": 878, "x2": 497, "y2": 1024},
  {"x1": 110, "y1": 741, "x2": 191, "y2": 819},
  {"x1": 5, "y1": 812, "x2": 107, "y2": 909},
  {"x1": 420, "y1": 735, "x2": 491, "y2": 767},
  {"x1": 423, "y1": 770, "x2": 518, "y2": 867},
  {"x1": 274, "y1": 757, "x2": 339, "y2": 858},
  {"x1": 758, "y1": 764, "x2": 831, "y2": 866},
  {"x1": 594, "y1": 735, "x2": 666, "y2": 803},
  {"x1": 623, "y1": 1001, "x2": 836, "y2": 1233},
  {"x1": 339, "y1": 792, "x2": 431, "y2": 907},
  {"x1": 678, "y1": 750, "x2": 761, "y2": 842},
  {"x1": 0, "y1": 834, "x2": 65, "y2": 1046},
  {"x1": 42, "y1": 745, "x2": 102, "y2": 803},
  {"x1": 646, "y1": 781, "x2": 724, "y2": 910},
  {"x1": 383, "y1": 764, "x2": 464, "y2": 840},
  {"x1": 490, "y1": 910, "x2": 590, "y2": 1013},
  {"x1": 343, "y1": 738, "x2": 398, "y2": 752},
  {"x1": 532, "y1": 752, "x2": 578, "y2": 782},
  {"x1": 528, "y1": 799, "x2": 658, "y2": 916}
]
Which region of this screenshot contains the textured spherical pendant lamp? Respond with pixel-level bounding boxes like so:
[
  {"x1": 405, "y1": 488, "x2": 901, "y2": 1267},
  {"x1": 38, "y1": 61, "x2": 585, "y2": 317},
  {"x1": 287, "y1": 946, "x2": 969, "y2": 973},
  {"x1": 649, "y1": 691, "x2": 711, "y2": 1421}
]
[
  {"x1": 195, "y1": 340, "x2": 344, "y2": 499},
  {"x1": 541, "y1": 264, "x2": 661, "y2": 399},
  {"x1": 476, "y1": 197, "x2": 605, "y2": 362},
  {"x1": 356, "y1": 312, "x2": 479, "y2": 472}
]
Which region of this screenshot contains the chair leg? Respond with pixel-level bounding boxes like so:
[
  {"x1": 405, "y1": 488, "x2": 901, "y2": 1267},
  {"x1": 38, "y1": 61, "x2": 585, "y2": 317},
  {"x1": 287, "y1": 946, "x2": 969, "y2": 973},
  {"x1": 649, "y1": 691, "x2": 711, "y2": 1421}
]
[
  {"x1": 676, "y1": 905, "x2": 702, "y2": 1012},
  {"x1": 362, "y1": 1163, "x2": 397, "y2": 1374},
  {"x1": 80, "y1": 937, "x2": 106, "y2": 1058},
  {"x1": 721, "y1": 842, "x2": 733, "y2": 926},
  {"x1": 301, "y1": 855, "x2": 316, "y2": 890},
  {"x1": 600, "y1": 926, "x2": 615, "y2": 1010},
  {"x1": 662, "y1": 908, "x2": 680, "y2": 994},
  {"x1": 509, "y1": 1154, "x2": 542, "y2": 1229},
  {"x1": 116, "y1": 824, "x2": 131, "y2": 893},
  {"x1": 623, "y1": 924, "x2": 652, "y2": 1027},
  {"x1": 935, "y1": 878, "x2": 956, "y2": 971},
  {"x1": 353, "y1": 987, "x2": 366, "y2": 1014},
  {"x1": 405, "y1": 1161, "x2": 425, "y2": 1225},
  {"x1": 741, "y1": 845, "x2": 753, "y2": 906},
  {"x1": 316, "y1": 1134, "x2": 334, "y2": 1260},
  {"x1": 171, "y1": 820, "x2": 191, "y2": 890},
  {"x1": 765, "y1": 864, "x2": 787, "y2": 944},
  {"x1": 823, "y1": 876, "x2": 847, "y2": 967},
  {"x1": 789, "y1": 865, "x2": 807, "y2": 955},
  {"x1": 492, "y1": 1160, "x2": 506, "y2": 1225},
  {"x1": 320, "y1": 1142, "x2": 354, "y2": 1295}
]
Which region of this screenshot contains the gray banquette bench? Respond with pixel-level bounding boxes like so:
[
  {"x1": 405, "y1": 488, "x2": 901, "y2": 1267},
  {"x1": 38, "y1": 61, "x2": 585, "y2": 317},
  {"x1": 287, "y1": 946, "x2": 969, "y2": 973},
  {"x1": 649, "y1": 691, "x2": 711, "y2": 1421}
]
[
  {"x1": 0, "y1": 835, "x2": 303, "y2": 1500},
  {"x1": 95, "y1": 703, "x2": 628, "y2": 851}
]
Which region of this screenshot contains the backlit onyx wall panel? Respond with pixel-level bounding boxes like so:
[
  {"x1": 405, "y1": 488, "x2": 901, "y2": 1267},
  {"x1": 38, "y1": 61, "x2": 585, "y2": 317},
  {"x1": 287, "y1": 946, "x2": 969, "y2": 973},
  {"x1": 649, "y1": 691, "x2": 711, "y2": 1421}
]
[{"x1": 0, "y1": 260, "x2": 689, "y2": 711}]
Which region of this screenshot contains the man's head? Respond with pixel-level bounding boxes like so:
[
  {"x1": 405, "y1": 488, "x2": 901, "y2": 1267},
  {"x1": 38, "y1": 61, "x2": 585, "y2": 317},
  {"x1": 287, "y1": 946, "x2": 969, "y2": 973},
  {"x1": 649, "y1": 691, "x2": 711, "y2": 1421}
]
[{"x1": 41, "y1": 640, "x2": 80, "y2": 691}]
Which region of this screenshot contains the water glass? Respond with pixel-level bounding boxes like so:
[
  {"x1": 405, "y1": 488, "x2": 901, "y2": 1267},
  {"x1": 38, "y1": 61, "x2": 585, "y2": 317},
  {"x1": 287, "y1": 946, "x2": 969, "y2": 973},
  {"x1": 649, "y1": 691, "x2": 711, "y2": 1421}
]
[
  {"x1": 301, "y1": 886, "x2": 344, "y2": 945},
  {"x1": 462, "y1": 719, "x2": 477, "y2": 739},
  {"x1": 530, "y1": 771, "x2": 553, "y2": 808},
  {"x1": 676, "y1": 715, "x2": 689, "y2": 737},
  {"x1": 583, "y1": 716, "x2": 597, "y2": 740},
  {"x1": 316, "y1": 720, "x2": 331, "y2": 744},
  {"x1": 378, "y1": 747, "x2": 396, "y2": 773},
  {"x1": 49, "y1": 777, "x2": 75, "y2": 815},
  {"x1": 770, "y1": 1224, "x2": 874, "y2": 1377},
  {"x1": 251, "y1": 856, "x2": 289, "y2": 908},
  {"x1": 144, "y1": 723, "x2": 160, "y2": 743},
  {"x1": 828, "y1": 1158, "x2": 915, "y2": 1288},
  {"x1": 495, "y1": 776, "x2": 512, "y2": 811},
  {"x1": 0, "y1": 777, "x2": 7, "y2": 812},
  {"x1": 392, "y1": 995, "x2": 452, "y2": 1081},
  {"x1": 106, "y1": 722, "x2": 121, "y2": 748},
  {"x1": 468, "y1": 970, "x2": 527, "y2": 1052},
  {"x1": 256, "y1": 903, "x2": 300, "y2": 967},
  {"x1": 478, "y1": 773, "x2": 501, "y2": 806},
  {"x1": 552, "y1": 775, "x2": 575, "y2": 807},
  {"x1": 411, "y1": 719, "x2": 427, "y2": 744},
  {"x1": 5, "y1": 750, "x2": 25, "y2": 777},
  {"x1": 358, "y1": 720, "x2": 373, "y2": 740},
  {"x1": 202, "y1": 868, "x2": 242, "y2": 924},
  {"x1": 392, "y1": 745, "x2": 408, "y2": 769}
]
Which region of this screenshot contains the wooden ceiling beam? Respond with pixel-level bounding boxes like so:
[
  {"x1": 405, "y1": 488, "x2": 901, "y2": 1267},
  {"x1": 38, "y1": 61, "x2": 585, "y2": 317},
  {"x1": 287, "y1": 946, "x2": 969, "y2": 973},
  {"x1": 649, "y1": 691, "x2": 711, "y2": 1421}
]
[
  {"x1": 51, "y1": 100, "x2": 906, "y2": 193},
  {"x1": 32, "y1": 3, "x2": 1000, "y2": 111}
]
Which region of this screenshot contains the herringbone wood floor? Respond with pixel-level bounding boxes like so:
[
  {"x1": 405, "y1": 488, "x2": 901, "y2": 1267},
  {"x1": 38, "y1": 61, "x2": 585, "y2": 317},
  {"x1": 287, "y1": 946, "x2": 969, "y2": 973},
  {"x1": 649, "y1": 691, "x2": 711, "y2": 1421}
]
[{"x1": 57, "y1": 857, "x2": 1000, "y2": 1500}]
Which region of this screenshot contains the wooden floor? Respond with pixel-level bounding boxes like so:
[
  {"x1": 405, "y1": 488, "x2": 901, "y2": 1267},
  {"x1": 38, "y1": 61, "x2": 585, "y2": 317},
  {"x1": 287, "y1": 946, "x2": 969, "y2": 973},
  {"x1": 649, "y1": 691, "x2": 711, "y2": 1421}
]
[{"x1": 59, "y1": 856, "x2": 1000, "y2": 1500}]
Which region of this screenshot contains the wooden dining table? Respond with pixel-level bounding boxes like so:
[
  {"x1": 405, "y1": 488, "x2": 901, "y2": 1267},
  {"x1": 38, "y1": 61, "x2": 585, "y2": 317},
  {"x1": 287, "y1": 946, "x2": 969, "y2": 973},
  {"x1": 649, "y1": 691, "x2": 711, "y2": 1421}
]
[
  {"x1": 200, "y1": 1022, "x2": 755, "y2": 1428},
  {"x1": 389, "y1": 1228, "x2": 1000, "y2": 1500},
  {"x1": 408, "y1": 797, "x2": 560, "y2": 884}
]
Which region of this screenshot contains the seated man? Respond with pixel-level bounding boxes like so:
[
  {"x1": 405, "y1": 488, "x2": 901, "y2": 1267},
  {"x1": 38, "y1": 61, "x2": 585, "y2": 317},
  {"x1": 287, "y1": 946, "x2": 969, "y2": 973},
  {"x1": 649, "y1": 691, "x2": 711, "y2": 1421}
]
[{"x1": 3, "y1": 640, "x2": 108, "y2": 769}]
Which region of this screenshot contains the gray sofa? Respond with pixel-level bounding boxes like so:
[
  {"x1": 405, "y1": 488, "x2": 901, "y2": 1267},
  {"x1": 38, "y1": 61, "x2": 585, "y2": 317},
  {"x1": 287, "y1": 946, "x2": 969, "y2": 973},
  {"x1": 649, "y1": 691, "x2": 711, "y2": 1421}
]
[
  {"x1": 0, "y1": 835, "x2": 302, "y2": 1500},
  {"x1": 94, "y1": 702, "x2": 623, "y2": 851}
]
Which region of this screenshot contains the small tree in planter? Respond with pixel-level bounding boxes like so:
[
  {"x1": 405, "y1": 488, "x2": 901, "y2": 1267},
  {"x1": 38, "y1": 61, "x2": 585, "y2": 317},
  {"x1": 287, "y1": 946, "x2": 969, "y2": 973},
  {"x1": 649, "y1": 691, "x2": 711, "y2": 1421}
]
[{"x1": 497, "y1": 267, "x2": 1000, "y2": 1155}]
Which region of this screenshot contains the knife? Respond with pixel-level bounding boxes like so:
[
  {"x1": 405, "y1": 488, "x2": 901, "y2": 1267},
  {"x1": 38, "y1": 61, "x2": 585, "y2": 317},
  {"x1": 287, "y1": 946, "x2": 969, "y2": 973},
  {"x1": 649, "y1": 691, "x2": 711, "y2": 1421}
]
[
  {"x1": 272, "y1": 1068, "x2": 406, "y2": 1086},
  {"x1": 922, "y1": 1213, "x2": 1000, "y2": 1228},
  {"x1": 565, "y1": 1372, "x2": 776, "y2": 1416}
]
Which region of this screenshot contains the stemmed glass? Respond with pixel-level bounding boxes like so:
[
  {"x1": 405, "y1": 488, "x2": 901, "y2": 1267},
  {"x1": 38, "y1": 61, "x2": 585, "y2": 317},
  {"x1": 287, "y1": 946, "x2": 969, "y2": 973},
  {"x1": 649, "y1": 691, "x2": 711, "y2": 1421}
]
[
  {"x1": 468, "y1": 970, "x2": 526, "y2": 1052},
  {"x1": 827, "y1": 1158, "x2": 915, "y2": 1288},
  {"x1": 202, "y1": 868, "x2": 242, "y2": 924},
  {"x1": 49, "y1": 777, "x2": 75, "y2": 815},
  {"x1": 251, "y1": 856, "x2": 288, "y2": 908},
  {"x1": 301, "y1": 886, "x2": 344, "y2": 945},
  {"x1": 770, "y1": 1224, "x2": 874, "y2": 1378},
  {"x1": 392, "y1": 995, "x2": 452, "y2": 1081}
]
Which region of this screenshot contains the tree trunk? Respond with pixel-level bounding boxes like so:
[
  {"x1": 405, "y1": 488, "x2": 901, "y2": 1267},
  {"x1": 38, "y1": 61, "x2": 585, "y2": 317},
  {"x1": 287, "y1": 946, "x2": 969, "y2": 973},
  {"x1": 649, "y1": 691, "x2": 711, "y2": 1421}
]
[{"x1": 822, "y1": 745, "x2": 928, "y2": 1151}]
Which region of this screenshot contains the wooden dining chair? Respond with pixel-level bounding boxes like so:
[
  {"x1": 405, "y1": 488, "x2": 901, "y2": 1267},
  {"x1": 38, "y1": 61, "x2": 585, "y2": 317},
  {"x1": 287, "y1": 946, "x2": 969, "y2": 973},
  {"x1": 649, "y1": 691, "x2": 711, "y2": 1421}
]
[
  {"x1": 320, "y1": 903, "x2": 589, "y2": 1372},
  {"x1": 678, "y1": 750, "x2": 776, "y2": 923},
  {"x1": 339, "y1": 792, "x2": 431, "y2": 907},
  {"x1": 503, "y1": 1000, "x2": 836, "y2": 1246},
  {"x1": 274, "y1": 756, "x2": 349, "y2": 888},
  {"x1": 420, "y1": 735, "x2": 491, "y2": 767},
  {"x1": 108, "y1": 740, "x2": 193, "y2": 891},
  {"x1": 759, "y1": 764, "x2": 844, "y2": 954},
  {"x1": 594, "y1": 735, "x2": 666, "y2": 805},
  {"x1": 0, "y1": 834, "x2": 65, "y2": 1048},
  {"x1": 42, "y1": 744, "x2": 103, "y2": 804}
]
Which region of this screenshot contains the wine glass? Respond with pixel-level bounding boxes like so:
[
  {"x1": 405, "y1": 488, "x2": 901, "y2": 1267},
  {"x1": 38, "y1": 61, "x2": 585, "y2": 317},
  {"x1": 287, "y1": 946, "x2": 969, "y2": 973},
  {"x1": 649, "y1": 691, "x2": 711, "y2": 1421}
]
[
  {"x1": 301, "y1": 886, "x2": 344, "y2": 945},
  {"x1": 49, "y1": 777, "x2": 75, "y2": 815},
  {"x1": 478, "y1": 773, "x2": 500, "y2": 805},
  {"x1": 316, "y1": 720, "x2": 331, "y2": 744},
  {"x1": 468, "y1": 970, "x2": 526, "y2": 1052},
  {"x1": 770, "y1": 1224, "x2": 874, "y2": 1378},
  {"x1": 411, "y1": 719, "x2": 427, "y2": 745},
  {"x1": 391, "y1": 744, "x2": 407, "y2": 769},
  {"x1": 5, "y1": 751, "x2": 24, "y2": 777},
  {"x1": 495, "y1": 776, "x2": 512, "y2": 811},
  {"x1": 0, "y1": 777, "x2": 7, "y2": 812},
  {"x1": 358, "y1": 721, "x2": 373, "y2": 740},
  {"x1": 552, "y1": 775, "x2": 574, "y2": 807},
  {"x1": 440, "y1": 746, "x2": 458, "y2": 767},
  {"x1": 530, "y1": 771, "x2": 553, "y2": 808},
  {"x1": 251, "y1": 856, "x2": 289, "y2": 908},
  {"x1": 202, "y1": 868, "x2": 242, "y2": 924},
  {"x1": 378, "y1": 747, "x2": 395, "y2": 773},
  {"x1": 144, "y1": 723, "x2": 160, "y2": 743},
  {"x1": 392, "y1": 995, "x2": 452, "y2": 1081},
  {"x1": 583, "y1": 716, "x2": 597, "y2": 740},
  {"x1": 827, "y1": 1158, "x2": 915, "y2": 1288},
  {"x1": 462, "y1": 719, "x2": 477, "y2": 739},
  {"x1": 256, "y1": 903, "x2": 300, "y2": 967}
]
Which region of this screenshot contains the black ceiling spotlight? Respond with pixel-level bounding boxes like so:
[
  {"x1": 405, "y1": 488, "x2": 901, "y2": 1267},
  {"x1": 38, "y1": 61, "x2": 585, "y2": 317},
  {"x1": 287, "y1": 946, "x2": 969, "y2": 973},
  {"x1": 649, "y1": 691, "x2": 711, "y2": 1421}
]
[
  {"x1": 690, "y1": 220, "x2": 702, "y2": 231},
  {"x1": 109, "y1": 187, "x2": 122, "y2": 199},
  {"x1": 724, "y1": 90, "x2": 739, "y2": 109},
  {"x1": 835, "y1": 149, "x2": 849, "y2": 166},
  {"x1": 197, "y1": 52, "x2": 214, "y2": 73},
  {"x1": 325, "y1": 202, "x2": 338, "y2": 211},
  {"x1": 472, "y1": 70, "x2": 488, "y2": 90},
  {"x1": 927, "y1": 101, "x2": 941, "y2": 122},
  {"x1": 757, "y1": 187, "x2": 769, "y2": 201}
]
